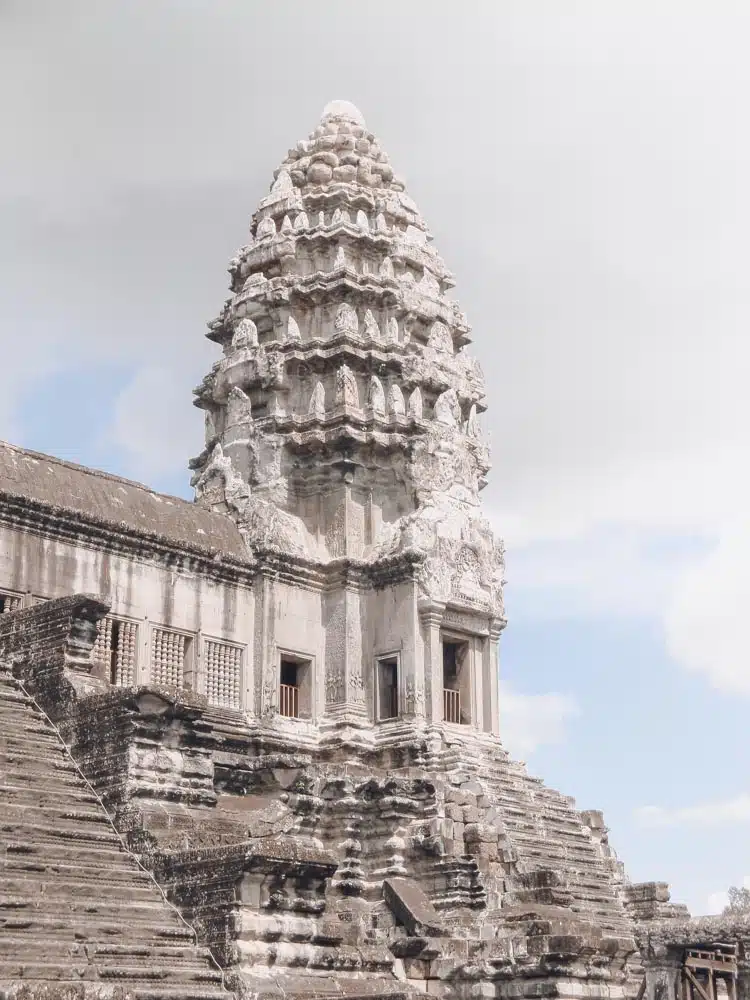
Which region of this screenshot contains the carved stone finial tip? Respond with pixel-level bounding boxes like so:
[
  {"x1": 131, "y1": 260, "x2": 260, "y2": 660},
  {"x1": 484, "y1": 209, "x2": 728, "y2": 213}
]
[{"x1": 320, "y1": 100, "x2": 366, "y2": 127}]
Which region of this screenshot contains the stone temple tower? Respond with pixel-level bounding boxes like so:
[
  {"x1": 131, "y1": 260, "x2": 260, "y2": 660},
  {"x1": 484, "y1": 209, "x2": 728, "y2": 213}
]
[{"x1": 190, "y1": 100, "x2": 505, "y2": 741}]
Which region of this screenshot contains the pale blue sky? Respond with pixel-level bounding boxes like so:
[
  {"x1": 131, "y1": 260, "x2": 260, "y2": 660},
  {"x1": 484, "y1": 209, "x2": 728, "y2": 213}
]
[{"x1": 2, "y1": 1, "x2": 748, "y2": 915}]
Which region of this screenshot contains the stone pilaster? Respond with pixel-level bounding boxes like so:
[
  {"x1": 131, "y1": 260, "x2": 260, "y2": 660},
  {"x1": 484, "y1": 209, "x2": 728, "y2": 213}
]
[
  {"x1": 418, "y1": 598, "x2": 445, "y2": 725},
  {"x1": 323, "y1": 582, "x2": 367, "y2": 721}
]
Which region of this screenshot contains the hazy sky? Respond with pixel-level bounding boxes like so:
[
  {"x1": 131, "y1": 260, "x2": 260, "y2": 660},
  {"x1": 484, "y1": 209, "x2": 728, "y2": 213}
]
[{"x1": 1, "y1": 1, "x2": 748, "y2": 914}]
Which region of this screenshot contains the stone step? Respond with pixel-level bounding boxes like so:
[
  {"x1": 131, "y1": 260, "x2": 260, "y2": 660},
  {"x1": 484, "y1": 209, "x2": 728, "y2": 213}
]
[
  {"x1": 2, "y1": 855, "x2": 155, "y2": 885},
  {"x1": 0, "y1": 732, "x2": 68, "y2": 754},
  {"x1": 0, "y1": 818, "x2": 123, "y2": 847},
  {"x1": 1, "y1": 800, "x2": 113, "y2": 828},
  {"x1": 0, "y1": 894, "x2": 190, "y2": 923},
  {"x1": 0, "y1": 765, "x2": 89, "y2": 790},
  {"x1": 131, "y1": 988, "x2": 229, "y2": 1000},
  {"x1": 0, "y1": 704, "x2": 47, "y2": 725},
  {"x1": 0, "y1": 779, "x2": 99, "y2": 806},
  {"x1": 0, "y1": 746, "x2": 79, "y2": 774},
  {"x1": 0, "y1": 684, "x2": 32, "y2": 705},
  {"x1": 89, "y1": 941, "x2": 217, "y2": 965},
  {"x1": 0, "y1": 959, "x2": 223, "y2": 986},
  {"x1": 97, "y1": 964, "x2": 223, "y2": 985},
  {"x1": 0, "y1": 935, "x2": 213, "y2": 963},
  {"x1": 0, "y1": 874, "x2": 162, "y2": 904},
  {"x1": 4, "y1": 839, "x2": 136, "y2": 867},
  {"x1": 0, "y1": 912, "x2": 193, "y2": 942}
]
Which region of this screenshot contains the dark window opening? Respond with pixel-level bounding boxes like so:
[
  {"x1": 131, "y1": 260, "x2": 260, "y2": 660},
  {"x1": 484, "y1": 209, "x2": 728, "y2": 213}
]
[
  {"x1": 442, "y1": 640, "x2": 467, "y2": 724},
  {"x1": 280, "y1": 659, "x2": 298, "y2": 688},
  {"x1": 279, "y1": 655, "x2": 313, "y2": 719},
  {"x1": 280, "y1": 659, "x2": 299, "y2": 718},
  {"x1": 377, "y1": 657, "x2": 399, "y2": 720}
]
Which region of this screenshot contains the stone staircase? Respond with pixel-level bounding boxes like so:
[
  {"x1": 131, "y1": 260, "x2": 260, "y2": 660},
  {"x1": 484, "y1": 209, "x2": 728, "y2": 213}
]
[
  {"x1": 431, "y1": 735, "x2": 634, "y2": 938},
  {"x1": 490, "y1": 758, "x2": 633, "y2": 936},
  {"x1": 0, "y1": 663, "x2": 233, "y2": 999}
]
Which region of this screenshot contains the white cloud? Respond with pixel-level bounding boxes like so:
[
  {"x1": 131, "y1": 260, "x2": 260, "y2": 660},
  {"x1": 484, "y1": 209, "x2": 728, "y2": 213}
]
[
  {"x1": 634, "y1": 793, "x2": 750, "y2": 829},
  {"x1": 107, "y1": 365, "x2": 206, "y2": 482},
  {"x1": 664, "y1": 520, "x2": 750, "y2": 695},
  {"x1": 499, "y1": 682, "x2": 579, "y2": 758}
]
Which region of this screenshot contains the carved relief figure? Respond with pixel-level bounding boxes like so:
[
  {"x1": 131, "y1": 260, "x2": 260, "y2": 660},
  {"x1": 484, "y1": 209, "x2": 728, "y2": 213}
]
[
  {"x1": 427, "y1": 320, "x2": 453, "y2": 355},
  {"x1": 363, "y1": 309, "x2": 380, "y2": 341},
  {"x1": 388, "y1": 383, "x2": 405, "y2": 418},
  {"x1": 408, "y1": 386, "x2": 423, "y2": 419},
  {"x1": 335, "y1": 302, "x2": 359, "y2": 337},
  {"x1": 434, "y1": 388, "x2": 460, "y2": 427},
  {"x1": 231, "y1": 318, "x2": 258, "y2": 351},
  {"x1": 336, "y1": 364, "x2": 359, "y2": 408},
  {"x1": 226, "y1": 386, "x2": 253, "y2": 427},
  {"x1": 286, "y1": 315, "x2": 301, "y2": 341},
  {"x1": 309, "y1": 381, "x2": 326, "y2": 419},
  {"x1": 368, "y1": 375, "x2": 386, "y2": 416}
]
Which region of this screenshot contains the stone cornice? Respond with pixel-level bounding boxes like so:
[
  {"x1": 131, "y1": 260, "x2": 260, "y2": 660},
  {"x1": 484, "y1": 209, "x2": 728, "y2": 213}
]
[
  {"x1": 0, "y1": 491, "x2": 257, "y2": 587},
  {"x1": 248, "y1": 547, "x2": 423, "y2": 593}
]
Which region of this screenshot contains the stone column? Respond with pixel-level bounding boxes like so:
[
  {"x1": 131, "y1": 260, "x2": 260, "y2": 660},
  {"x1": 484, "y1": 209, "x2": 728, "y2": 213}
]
[
  {"x1": 322, "y1": 578, "x2": 367, "y2": 722},
  {"x1": 418, "y1": 599, "x2": 445, "y2": 724},
  {"x1": 253, "y1": 571, "x2": 278, "y2": 718},
  {"x1": 484, "y1": 619, "x2": 503, "y2": 736}
]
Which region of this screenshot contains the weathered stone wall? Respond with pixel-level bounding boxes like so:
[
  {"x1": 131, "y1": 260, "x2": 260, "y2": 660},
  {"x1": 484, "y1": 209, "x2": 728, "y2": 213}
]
[{"x1": 0, "y1": 521, "x2": 255, "y2": 709}]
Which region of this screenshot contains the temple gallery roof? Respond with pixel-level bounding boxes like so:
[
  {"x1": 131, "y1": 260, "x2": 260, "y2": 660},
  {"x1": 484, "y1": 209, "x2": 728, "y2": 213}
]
[{"x1": 0, "y1": 439, "x2": 248, "y2": 561}]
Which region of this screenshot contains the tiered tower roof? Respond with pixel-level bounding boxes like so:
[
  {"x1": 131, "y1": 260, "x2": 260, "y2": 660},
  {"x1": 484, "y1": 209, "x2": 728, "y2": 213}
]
[{"x1": 190, "y1": 101, "x2": 502, "y2": 619}]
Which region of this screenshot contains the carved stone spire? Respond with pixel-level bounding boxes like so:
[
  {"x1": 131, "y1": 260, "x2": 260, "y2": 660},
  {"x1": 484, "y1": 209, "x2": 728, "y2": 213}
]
[{"x1": 191, "y1": 101, "x2": 504, "y2": 732}]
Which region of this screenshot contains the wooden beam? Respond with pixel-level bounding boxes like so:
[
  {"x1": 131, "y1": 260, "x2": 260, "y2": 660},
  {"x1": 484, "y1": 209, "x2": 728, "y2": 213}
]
[{"x1": 685, "y1": 967, "x2": 713, "y2": 1000}]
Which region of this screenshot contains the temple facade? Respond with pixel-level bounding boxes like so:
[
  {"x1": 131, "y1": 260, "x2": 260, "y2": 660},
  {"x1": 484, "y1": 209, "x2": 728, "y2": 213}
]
[{"x1": 1, "y1": 102, "x2": 748, "y2": 1000}]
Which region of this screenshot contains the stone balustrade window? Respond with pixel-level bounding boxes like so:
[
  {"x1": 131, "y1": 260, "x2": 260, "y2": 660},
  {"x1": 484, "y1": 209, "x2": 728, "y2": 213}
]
[
  {"x1": 205, "y1": 638, "x2": 243, "y2": 710},
  {"x1": 151, "y1": 627, "x2": 191, "y2": 689},
  {"x1": 0, "y1": 589, "x2": 23, "y2": 615},
  {"x1": 93, "y1": 615, "x2": 138, "y2": 686},
  {"x1": 278, "y1": 651, "x2": 312, "y2": 719},
  {"x1": 442, "y1": 638, "x2": 470, "y2": 725}
]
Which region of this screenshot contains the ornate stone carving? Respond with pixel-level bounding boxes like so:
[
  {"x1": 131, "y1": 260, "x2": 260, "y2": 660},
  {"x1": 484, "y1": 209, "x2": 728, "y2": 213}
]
[
  {"x1": 434, "y1": 388, "x2": 460, "y2": 427},
  {"x1": 226, "y1": 387, "x2": 253, "y2": 427},
  {"x1": 256, "y1": 215, "x2": 276, "y2": 239},
  {"x1": 336, "y1": 364, "x2": 359, "y2": 408},
  {"x1": 404, "y1": 678, "x2": 426, "y2": 716},
  {"x1": 192, "y1": 442, "x2": 250, "y2": 510},
  {"x1": 408, "y1": 386, "x2": 423, "y2": 419},
  {"x1": 287, "y1": 315, "x2": 301, "y2": 341},
  {"x1": 428, "y1": 321, "x2": 453, "y2": 355},
  {"x1": 195, "y1": 97, "x2": 505, "y2": 684},
  {"x1": 420, "y1": 269, "x2": 441, "y2": 297},
  {"x1": 379, "y1": 256, "x2": 394, "y2": 279},
  {"x1": 363, "y1": 309, "x2": 380, "y2": 341},
  {"x1": 309, "y1": 381, "x2": 326, "y2": 419},
  {"x1": 271, "y1": 169, "x2": 293, "y2": 196},
  {"x1": 388, "y1": 383, "x2": 405, "y2": 418},
  {"x1": 368, "y1": 376, "x2": 385, "y2": 416},
  {"x1": 335, "y1": 302, "x2": 358, "y2": 337},
  {"x1": 232, "y1": 318, "x2": 258, "y2": 351}
]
